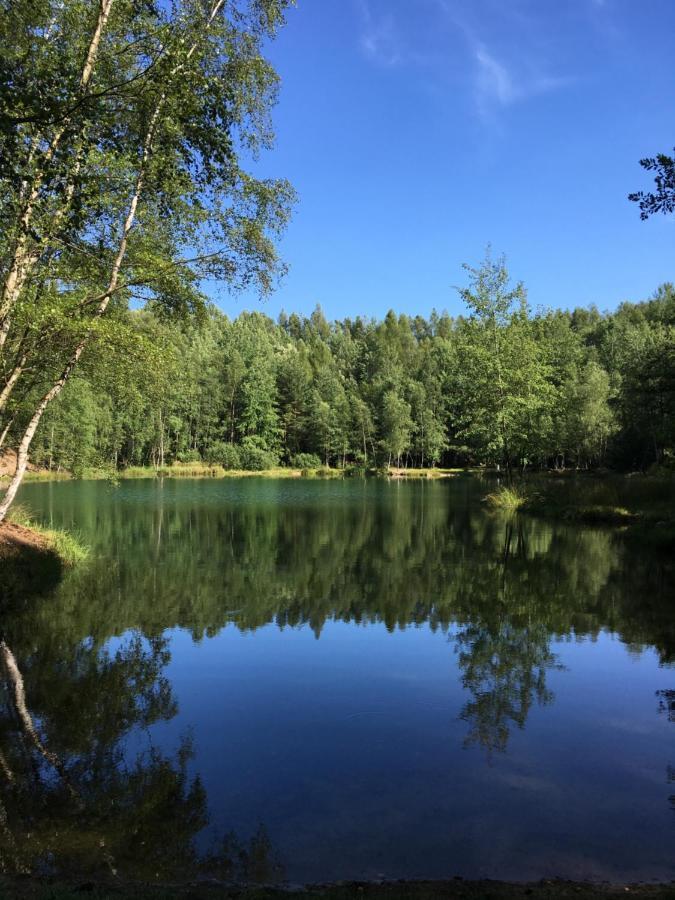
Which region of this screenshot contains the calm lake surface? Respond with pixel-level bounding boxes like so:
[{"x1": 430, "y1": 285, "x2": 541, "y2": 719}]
[{"x1": 2, "y1": 477, "x2": 675, "y2": 884}]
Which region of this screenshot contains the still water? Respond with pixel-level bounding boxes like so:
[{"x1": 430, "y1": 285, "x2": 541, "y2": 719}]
[{"x1": 1, "y1": 477, "x2": 674, "y2": 884}]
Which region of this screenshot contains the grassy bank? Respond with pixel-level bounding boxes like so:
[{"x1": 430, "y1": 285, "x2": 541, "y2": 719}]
[
  {"x1": 2, "y1": 463, "x2": 468, "y2": 482},
  {"x1": 6, "y1": 504, "x2": 88, "y2": 566},
  {"x1": 0, "y1": 513, "x2": 87, "y2": 602}
]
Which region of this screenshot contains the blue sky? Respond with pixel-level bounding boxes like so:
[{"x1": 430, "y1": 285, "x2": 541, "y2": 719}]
[{"x1": 218, "y1": 0, "x2": 674, "y2": 321}]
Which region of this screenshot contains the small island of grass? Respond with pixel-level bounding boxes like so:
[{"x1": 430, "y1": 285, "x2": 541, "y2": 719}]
[{"x1": 484, "y1": 478, "x2": 675, "y2": 550}]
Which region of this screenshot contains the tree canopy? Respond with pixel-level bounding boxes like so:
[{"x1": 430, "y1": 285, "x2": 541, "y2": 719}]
[{"x1": 11, "y1": 262, "x2": 675, "y2": 476}]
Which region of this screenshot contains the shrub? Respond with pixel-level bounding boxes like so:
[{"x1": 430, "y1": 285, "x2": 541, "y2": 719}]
[
  {"x1": 344, "y1": 464, "x2": 367, "y2": 477},
  {"x1": 205, "y1": 442, "x2": 241, "y2": 470},
  {"x1": 240, "y1": 438, "x2": 278, "y2": 471},
  {"x1": 290, "y1": 452, "x2": 322, "y2": 469},
  {"x1": 176, "y1": 449, "x2": 202, "y2": 464}
]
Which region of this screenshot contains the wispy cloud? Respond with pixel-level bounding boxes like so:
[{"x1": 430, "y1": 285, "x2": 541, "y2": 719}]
[
  {"x1": 355, "y1": 0, "x2": 573, "y2": 120},
  {"x1": 435, "y1": 1, "x2": 570, "y2": 117},
  {"x1": 473, "y1": 40, "x2": 569, "y2": 116},
  {"x1": 356, "y1": 0, "x2": 403, "y2": 66},
  {"x1": 474, "y1": 43, "x2": 516, "y2": 106}
]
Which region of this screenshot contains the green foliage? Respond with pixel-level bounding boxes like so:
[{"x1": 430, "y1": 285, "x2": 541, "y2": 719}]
[
  {"x1": 6, "y1": 273, "x2": 675, "y2": 478},
  {"x1": 205, "y1": 442, "x2": 242, "y2": 469},
  {"x1": 239, "y1": 436, "x2": 278, "y2": 471},
  {"x1": 629, "y1": 148, "x2": 675, "y2": 218},
  {"x1": 0, "y1": 0, "x2": 296, "y2": 521},
  {"x1": 177, "y1": 450, "x2": 203, "y2": 464},
  {"x1": 290, "y1": 452, "x2": 322, "y2": 469},
  {"x1": 450, "y1": 250, "x2": 554, "y2": 469}
]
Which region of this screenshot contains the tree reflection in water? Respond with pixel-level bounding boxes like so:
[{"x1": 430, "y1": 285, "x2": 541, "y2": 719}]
[
  {"x1": 453, "y1": 518, "x2": 565, "y2": 755},
  {"x1": 657, "y1": 690, "x2": 675, "y2": 812},
  {"x1": 4, "y1": 479, "x2": 675, "y2": 877},
  {"x1": 0, "y1": 631, "x2": 282, "y2": 882}
]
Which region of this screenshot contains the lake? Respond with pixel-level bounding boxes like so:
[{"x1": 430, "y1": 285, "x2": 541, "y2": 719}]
[{"x1": 2, "y1": 477, "x2": 674, "y2": 885}]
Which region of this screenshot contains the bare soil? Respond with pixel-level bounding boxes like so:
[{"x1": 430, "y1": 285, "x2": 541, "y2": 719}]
[
  {"x1": 0, "y1": 520, "x2": 51, "y2": 557},
  {"x1": 0, "y1": 521, "x2": 62, "y2": 602},
  {"x1": 0, "y1": 448, "x2": 44, "y2": 477}
]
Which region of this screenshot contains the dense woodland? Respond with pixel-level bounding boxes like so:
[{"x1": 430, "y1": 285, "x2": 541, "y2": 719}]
[{"x1": 12, "y1": 259, "x2": 675, "y2": 475}]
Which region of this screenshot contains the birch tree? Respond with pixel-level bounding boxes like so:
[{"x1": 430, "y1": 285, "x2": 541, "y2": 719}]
[{"x1": 0, "y1": 0, "x2": 294, "y2": 521}]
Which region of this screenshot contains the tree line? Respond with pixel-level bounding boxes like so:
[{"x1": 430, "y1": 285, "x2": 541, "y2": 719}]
[{"x1": 14, "y1": 255, "x2": 675, "y2": 475}]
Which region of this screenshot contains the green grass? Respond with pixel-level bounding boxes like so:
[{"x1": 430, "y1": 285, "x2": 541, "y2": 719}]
[
  {"x1": 7, "y1": 504, "x2": 88, "y2": 567},
  {"x1": 559, "y1": 504, "x2": 638, "y2": 526},
  {"x1": 116, "y1": 464, "x2": 345, "y2": 480},
  {"x1": 119, "y1": 463, "x2": 228, "y2": 479},
  {"x1": 484, "y1": 485, "x2": 528, "y2": 510},
  {"x1": 2, "y1": 464, "x2": 476, "y2": 484},
  {"x1": 0, "y1": 469, "x2": 71, "y2": 483},
  {"x1": 8, "y1": 464, "x2": 322, "y2": 481},
  {"x1": 300, "y1": 465, "x2": 344, "y2": 478}
]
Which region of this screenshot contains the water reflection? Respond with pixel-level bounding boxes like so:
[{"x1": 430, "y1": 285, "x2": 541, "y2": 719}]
[
  {"x1": 1, "y1": 478, "x2": 674, "y2": 881},
  {"x1": 0, "y1": 632, "x2": 282, "y2": 881},
  {"x1": 657, "y1": 690, "x2": 675, "y2": 812}
]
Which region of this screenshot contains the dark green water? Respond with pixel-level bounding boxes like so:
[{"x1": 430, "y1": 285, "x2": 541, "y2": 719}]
[{"x1": 1, "y1": 477, "x2": 674, "y2": 884}]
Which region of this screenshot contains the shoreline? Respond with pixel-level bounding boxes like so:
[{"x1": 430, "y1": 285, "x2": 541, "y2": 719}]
[
  {"x1": 0, "y1": 519, "x2": 57, "y2": 560},
  {"x1": 0, "y1": 520, "x2": 64, "y2": 600},
  {"x1": 0, "y1": 517, "x2": 87, "y2": 601},
  {"x1": 484, "y1": 482, "x2": 675, "y2": 551},
  {"x1": 0, "y1": 463, "x2": 466, "y2": 482},
  {"x1": 2, "y1": 876, "x2": 675, "y2": 899}
]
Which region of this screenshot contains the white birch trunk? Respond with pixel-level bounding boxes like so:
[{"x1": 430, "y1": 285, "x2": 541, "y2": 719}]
[{"x1": 0, "y1": 0, "x2": 116, "y2": 350}]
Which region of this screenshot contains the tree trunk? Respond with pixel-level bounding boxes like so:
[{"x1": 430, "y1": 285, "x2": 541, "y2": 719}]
[
  {"x1": 0, "y1": 138, "x2": 151, "y2": 521},
  {"x1": 158, "y1": 409, "x2": 165, "y2": 467},
  {"x1": 0, "y1": 640, "x2": 76, "y2": 797},
  {"x1": 0, "y1": 356, "x2": 26, "y2": 418},
  {"x1": 0, "y1": 417, "x2": 14, "y2": 452},
  {"x1": 0, "y1": 0, "x2": 116, "y2": 350},
  {"x1": 0, "y1": 341, "x2": 87, "y2": 521}
]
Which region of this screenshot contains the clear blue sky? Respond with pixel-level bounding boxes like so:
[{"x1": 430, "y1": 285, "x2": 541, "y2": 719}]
[{"x1": 217, "y1": 0, "x2": 674, "y2": 321}]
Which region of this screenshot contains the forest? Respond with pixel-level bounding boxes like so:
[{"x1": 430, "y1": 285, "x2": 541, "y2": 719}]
[{"x1": 14, "y1": 260, "x2": 675, "y2": 476}]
